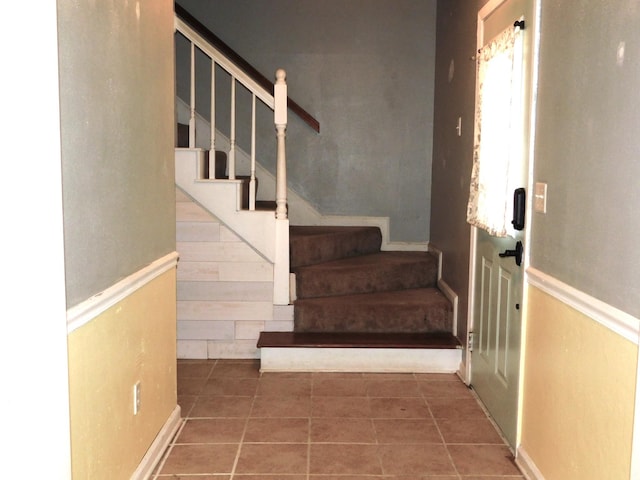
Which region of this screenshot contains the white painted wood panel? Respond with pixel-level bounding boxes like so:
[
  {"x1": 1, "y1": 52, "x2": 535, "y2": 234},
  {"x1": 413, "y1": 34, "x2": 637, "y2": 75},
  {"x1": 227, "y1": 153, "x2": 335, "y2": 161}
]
[
  {"x1": 272, "y1": 305, "x2": 294, "y2": 321},
  {"x1": 178, "y1": 281, "x2": 273, "y2": 301},
  {"x1": 177, "y1": 242, "x2": 265, "y2": 262},
  {"x1": 208, "y1": 340, "x2": 259, "y2": 359},
  {"x1": 177, "y1": 300, "x2": 273, "y2": 321},
  {"x1": 235, "y1": 321, "x2": 265, "y2": 340},
  {"x1": 177, "y1": 320, "x2": 234, "y2": 340},
  {"x1": 177, "y1": 221, "x2": 220, "y2": 242},
  {"x1": 177, "y1": 262, "x2": 220, "y2": 282},
  {"x1": 177, "y1": 340, "x2": 208, "y2": 359},
  {"x1": 218, "y1": 262, "x2": 273, "y2": 281},
  {"x1": 176, "y1": 202, "x2": 218, "y2": 222}
]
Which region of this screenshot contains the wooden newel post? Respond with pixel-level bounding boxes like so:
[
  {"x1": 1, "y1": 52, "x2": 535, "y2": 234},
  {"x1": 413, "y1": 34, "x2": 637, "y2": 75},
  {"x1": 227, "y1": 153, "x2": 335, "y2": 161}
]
[{"x1": 274, "y1": 69, "x2": 288, "y2": 220}]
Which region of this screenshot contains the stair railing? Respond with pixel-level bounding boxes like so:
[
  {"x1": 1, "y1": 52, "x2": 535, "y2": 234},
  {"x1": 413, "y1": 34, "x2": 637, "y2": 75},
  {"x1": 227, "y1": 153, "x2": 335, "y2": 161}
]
[
  {"x1": 176, "y1": 17, "x2": 278, "y2": 210},
  {"x1": 175, "y1": 6, "x2": 319, "y2": 305}
]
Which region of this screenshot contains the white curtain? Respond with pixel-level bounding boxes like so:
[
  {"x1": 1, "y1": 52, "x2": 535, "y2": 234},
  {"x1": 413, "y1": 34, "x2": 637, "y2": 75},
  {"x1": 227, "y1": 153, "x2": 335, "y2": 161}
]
[{"x1": 467, "y1": 25, "x2": 524, "y2": 237}]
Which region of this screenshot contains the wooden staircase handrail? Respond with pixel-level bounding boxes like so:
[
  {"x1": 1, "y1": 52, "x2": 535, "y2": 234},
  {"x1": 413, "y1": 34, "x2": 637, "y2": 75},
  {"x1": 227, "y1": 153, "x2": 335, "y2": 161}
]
[{"x1": 175, "y1": 3, "x2": 320, "y2": 134}]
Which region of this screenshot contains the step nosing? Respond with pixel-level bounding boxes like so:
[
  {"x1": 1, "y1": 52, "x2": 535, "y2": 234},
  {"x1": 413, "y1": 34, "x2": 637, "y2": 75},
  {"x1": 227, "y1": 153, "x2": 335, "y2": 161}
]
[{"x1": 257, "y1": 331, "x2": 461, "y2": 349}]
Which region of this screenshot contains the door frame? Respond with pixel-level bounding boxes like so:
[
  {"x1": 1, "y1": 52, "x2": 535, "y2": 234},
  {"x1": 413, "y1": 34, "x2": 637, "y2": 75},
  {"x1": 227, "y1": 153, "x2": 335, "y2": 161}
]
[{"x1": 464, "y1": 0, "x2": 541, "y2": 448}]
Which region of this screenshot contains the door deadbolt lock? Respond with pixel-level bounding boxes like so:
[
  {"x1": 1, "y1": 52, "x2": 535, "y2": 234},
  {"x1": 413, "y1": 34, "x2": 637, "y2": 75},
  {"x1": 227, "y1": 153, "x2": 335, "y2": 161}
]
[{"x1": 499, "y1": 241, "x2": 523, "y2": 266}]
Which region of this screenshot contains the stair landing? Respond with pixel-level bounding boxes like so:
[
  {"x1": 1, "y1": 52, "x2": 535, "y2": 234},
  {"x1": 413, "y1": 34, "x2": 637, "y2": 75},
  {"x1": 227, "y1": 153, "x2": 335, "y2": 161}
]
[{"x1": 258, "y1": 331, "x2": 462, "y2": 373}]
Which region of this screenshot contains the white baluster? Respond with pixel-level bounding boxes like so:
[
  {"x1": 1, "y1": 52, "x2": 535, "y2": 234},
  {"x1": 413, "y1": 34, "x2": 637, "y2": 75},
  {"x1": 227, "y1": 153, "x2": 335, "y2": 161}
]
[
  {"x1": 229, "y1": 77, "x2": 236, "y2": 180},
  {"x1": 274, "y1": 69, "x2": 287, "y2": 220},
  {"x1": 189, "y1": 42, "x2": 196, "y2": 149},
  {"x1": 249, "y1": 94, "x2": 257, "y2": 210},
  {"x1": 209, "y1": 60, "x2": 216, "y2": 179}
]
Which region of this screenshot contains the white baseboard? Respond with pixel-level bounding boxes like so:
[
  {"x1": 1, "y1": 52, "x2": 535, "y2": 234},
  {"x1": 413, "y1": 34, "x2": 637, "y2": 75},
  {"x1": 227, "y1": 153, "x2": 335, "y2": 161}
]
[
  {"x1": 516, "y1": 445, "x2": 546, "y2": 480},
  {"x1": 130, "y1": 405, "x2": 182, "y2": 480},
  {"x1": 260, "y1": 347, "x2": 462, "y2": 373}
]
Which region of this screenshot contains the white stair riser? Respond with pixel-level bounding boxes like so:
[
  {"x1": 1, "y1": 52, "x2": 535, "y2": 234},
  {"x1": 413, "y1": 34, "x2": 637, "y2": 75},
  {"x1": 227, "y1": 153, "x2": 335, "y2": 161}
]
[{"x1": 260, "y1": 347, "x2": 462, "y2": 373}]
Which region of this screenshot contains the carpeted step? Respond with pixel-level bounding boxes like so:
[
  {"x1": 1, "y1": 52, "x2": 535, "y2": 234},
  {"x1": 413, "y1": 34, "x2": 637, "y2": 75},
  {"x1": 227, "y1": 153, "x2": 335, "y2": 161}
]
[
  {"x1": 294, "y1": 251, "x2": 438, "y2": 299},
  {"x1": 290, "y1": 225, "x2": 382, "y2": 268},
  {"x1": 294, "y1": 287, "x2": 452, "y2": 334}
]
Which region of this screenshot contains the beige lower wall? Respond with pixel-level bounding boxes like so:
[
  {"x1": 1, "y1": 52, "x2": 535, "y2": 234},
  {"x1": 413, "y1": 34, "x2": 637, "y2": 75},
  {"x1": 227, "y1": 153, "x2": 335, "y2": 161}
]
[
  {"x1": 68, "y1": 267, "x2": 177, "y2": 479},
  {"x1": 520, "y1": 286, "x2": 637, "y2": 479}
]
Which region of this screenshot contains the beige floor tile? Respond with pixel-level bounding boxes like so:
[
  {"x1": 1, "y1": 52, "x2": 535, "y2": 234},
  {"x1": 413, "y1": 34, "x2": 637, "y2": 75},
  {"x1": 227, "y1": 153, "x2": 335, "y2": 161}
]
[
  {"x1": 313, "y1": 376, "x2": 368, "y2": 396},
  {"x1": 362, "y1": 372, "x2": 418, "y2": 381},
  {"x1": 189, "y1": 395, "x2": 253, "y2": 418},
  {"x1": 156, "y1": 476, "x2": 227, "y2": 480},
  {"x1": 177, "y1": 376, "x2": 208, "y2": 396},
  {"x1": 235, "y1": 443, "x2": 308, "y2": 474},
  {"x1": 418, "y1": 380, "x2": 473, "y2": 398},
  {"x1": 177, "y1": 395, "x2": 197, "y2": 417},
  {"x1": 159, "y1": 360, "x2": 524, "y2": 478},
  {"x1": 202, "y1": 377, "x2": 259, "y2": 396},
  {"x1": 257, "y1": 375, "x2": 312, "y2": 396},
  {"x1": 159, "y1": 444, "x2": 238, "y2": 475},
  {"x1": 312, "y1": 396, "x2": 372, "y2": 417},
  {"x1": 374, "y1": 418, "x2": 442, "y2": 444},
  {"x1": 461, "y1": 476, "x2": 524, "y2": 479},
  {"x1": 414, "y1": 373, "x2": 460, "y2": 382},
  {"x1": 426, "y1": 396, "x2": 486, "y2": 419},
  {"x1": 250, "y1": 394, "x2": 311, "y2": 417},
  {"x1": 311, "y1": 417, "x2": 377, "y2": 443},
  {"x1": 234, "y1": 476, "x2": 306, "y2": 480},
  {"x1": 210, "y1": 360, "x2": 260, "y2": 378},
  {"x1": 177, "y1": 361, "x2": 215, "y2": 378},
  {"x1": 436, "y1": 416, "x2": 504, "y2": 444},
  {"x1": 378, "y1": 444, "x2": 456, "y2": 476},
  {"x1": 447, "y1": 444, "x2": 521, "y2": 476},
  {"x1": 369, "y1": 397, "x2": 431, "y2": 418},
  {"x1": 243, "y1": 417, "x2": 310, "y2": 443},
  {"x1": 176, "y1": 418, "x2": 246, "y2": 444},
  {"x1": 309, "y1": 443, "x2": 383, "y2": 475},
  {"x1": 366, "y1": 379, "x2": 422, "y2": 397}
]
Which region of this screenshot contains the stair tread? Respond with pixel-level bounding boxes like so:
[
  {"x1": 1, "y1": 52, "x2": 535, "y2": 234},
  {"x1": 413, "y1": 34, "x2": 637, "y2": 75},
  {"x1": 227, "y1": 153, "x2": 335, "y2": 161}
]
[{"x1": 258, "y1": 331, "x2": 461, "y2": 349}]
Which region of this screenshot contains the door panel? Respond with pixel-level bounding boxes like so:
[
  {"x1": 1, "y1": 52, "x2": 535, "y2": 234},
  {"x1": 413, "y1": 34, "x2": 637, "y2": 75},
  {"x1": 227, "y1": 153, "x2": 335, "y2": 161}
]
[{"x1": 469, "y1": 1, "x2": 534, "y2": 449}]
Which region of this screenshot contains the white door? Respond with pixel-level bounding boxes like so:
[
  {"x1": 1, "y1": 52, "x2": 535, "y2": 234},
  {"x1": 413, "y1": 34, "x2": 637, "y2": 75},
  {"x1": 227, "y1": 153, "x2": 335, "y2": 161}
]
[{"x1": 468, "y1": 0, "x2": 535, "y2": 448}]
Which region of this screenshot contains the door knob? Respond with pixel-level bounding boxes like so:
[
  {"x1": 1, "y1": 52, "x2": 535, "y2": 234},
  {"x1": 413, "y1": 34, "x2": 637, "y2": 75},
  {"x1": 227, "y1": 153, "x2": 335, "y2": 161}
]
[{"x1": 499, "y1": 241, "x2": 523, "y2": 266}]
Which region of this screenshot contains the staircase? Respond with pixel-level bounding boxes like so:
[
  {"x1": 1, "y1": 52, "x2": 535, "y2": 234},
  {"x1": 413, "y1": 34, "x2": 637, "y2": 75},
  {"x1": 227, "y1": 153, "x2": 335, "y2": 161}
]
[
  {"x1": 258, "y1": 225, "x2": 462, "y2": 372},
  {"x1": 174, "y1": 5, "x2": 462, "y2": 372}
]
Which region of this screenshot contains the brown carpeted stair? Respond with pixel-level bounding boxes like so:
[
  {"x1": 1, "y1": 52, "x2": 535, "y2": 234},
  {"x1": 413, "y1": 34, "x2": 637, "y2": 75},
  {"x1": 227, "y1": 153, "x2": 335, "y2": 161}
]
[{"x1": 290, "y1": 225, "x2": 453, "y2": 335}]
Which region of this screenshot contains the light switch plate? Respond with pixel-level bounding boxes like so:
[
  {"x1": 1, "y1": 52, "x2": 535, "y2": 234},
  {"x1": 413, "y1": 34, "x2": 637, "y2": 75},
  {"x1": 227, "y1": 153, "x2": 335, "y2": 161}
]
[{"x1": 534, "y1": 182, "x2": 547, "y2": 213}]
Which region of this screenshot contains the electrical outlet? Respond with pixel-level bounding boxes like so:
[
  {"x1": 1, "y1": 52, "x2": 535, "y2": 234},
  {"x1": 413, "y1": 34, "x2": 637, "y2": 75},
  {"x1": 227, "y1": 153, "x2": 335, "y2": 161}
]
[{"x1": 133, "y1": 381, "x2": 141, "y2": 415}]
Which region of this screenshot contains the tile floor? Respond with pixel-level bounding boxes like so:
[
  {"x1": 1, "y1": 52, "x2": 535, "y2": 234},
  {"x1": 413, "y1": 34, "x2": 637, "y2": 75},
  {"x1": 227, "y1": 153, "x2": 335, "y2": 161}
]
[{"x1": 154, "y1": 359, "x2": 524, "y2": 479}]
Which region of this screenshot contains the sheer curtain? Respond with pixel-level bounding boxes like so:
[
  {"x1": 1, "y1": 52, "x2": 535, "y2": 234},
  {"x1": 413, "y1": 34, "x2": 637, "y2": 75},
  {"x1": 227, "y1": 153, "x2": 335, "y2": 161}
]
[{"x1": 467, "y1": 25, "x2": 524, "y2": 237}]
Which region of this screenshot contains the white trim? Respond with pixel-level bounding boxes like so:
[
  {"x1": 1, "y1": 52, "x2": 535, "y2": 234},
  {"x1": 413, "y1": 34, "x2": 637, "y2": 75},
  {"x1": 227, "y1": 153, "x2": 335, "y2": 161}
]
[
  {"x1": 67, "y1": 252, "x2": 179, "y2": 334},
  {"x1": 527, "y1": 267, "x2": 640, "y2": 344},
  {"x1": 130, "y1": 405, "x2": 182, "y2": 480},
  {"x1": 260, "y1": 347, "x2": 462, "y2": 373},
  {"x1": 630, "y1": 327, "x2": 640, "y2": 479},
  {"x1": 428, "y1": 244, "x2": 459, "y2": 337},
  {"x1": 516, "y1": 445, "x2": 546, "y2": 480}
]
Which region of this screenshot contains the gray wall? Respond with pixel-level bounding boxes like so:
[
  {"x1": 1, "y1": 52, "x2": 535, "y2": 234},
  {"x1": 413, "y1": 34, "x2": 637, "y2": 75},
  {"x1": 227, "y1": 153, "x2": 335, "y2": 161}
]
[
  {"x1": 177, "y1": 0, "x2": 437, "y2": 242},
  {"x1": 58, "y1": 0, "x2": 176, "y2": 307},
  {"x1": 531, "y1": 0, "x2": 640, "y2": 317},
  {"x1": 432, "y1": 0, "x2": 640, "y2": 330},
  {"x1": 430, "y1": 0, "x2": 485, "y2": 349}
]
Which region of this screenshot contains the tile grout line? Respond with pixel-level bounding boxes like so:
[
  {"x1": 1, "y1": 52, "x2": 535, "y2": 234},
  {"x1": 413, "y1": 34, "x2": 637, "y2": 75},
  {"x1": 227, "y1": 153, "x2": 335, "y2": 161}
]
[
  {"x1": 423, "y1": 388, "x2": 463, "y2": 480},
  {"x1": 227, "y1": 364, "x2": 261, "y2": 480}
]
